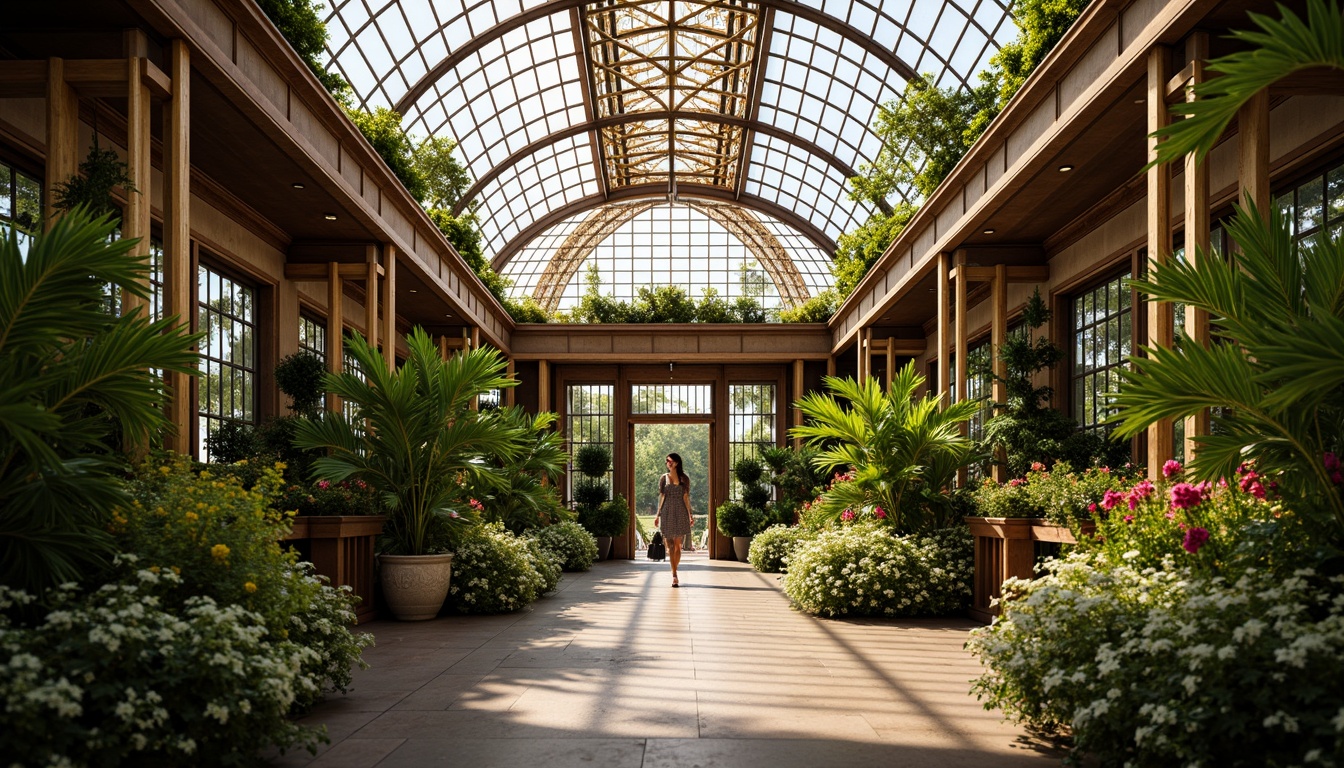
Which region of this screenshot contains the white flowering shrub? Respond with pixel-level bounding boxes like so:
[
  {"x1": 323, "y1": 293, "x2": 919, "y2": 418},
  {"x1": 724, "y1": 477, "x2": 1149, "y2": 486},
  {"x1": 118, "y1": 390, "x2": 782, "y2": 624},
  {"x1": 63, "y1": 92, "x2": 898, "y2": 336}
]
[
  {"x1": 529, "y1": 521, "x2": 598, "y2": 571},
  {"x1": 523, "y1": 535, "x2": 562, "y2": 595},
  {"x1": 747, "y1": 525, "x2": 813, "y2": 573},
  {"x1": 968, "y1": 552, "x2": 1344, "y2": 765},
  {"x1": 447, "y1": 523, "x2": 549, "y2": 614},
  {"x1": 0, "y1": 575, "x2": 325, "y2": 767},
  {"x1": 780, "y1": 524, "x2": 972, "y2": 617}
]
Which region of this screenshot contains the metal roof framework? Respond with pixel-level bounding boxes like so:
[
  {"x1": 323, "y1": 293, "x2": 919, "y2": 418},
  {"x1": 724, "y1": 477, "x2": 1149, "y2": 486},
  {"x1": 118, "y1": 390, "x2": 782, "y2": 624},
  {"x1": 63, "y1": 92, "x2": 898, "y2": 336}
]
[{"x1": 324, "y1": 0, "x2": 1014, "y2": 306}]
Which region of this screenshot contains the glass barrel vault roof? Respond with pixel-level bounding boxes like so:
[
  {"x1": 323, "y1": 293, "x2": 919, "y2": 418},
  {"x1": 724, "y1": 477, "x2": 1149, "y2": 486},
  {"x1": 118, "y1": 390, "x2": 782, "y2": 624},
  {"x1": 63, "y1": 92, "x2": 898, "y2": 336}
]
[{"x1": 323, "y1": 0, "x2": 1015, "y2": 308}]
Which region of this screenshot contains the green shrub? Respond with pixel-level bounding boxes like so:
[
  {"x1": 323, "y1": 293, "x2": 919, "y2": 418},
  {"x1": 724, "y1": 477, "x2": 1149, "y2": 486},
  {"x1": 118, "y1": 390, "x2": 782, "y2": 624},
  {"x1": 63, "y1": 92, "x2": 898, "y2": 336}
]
[
  {"x1": 446, "y1": 523, "x2": 547, "y2": 614},
  {"x1": 273, "y1": 353, "x2": 327, "y2": 417},
  {"x1": 529, "y1": 521, "x2": 597, "y2": 571},
  {"x1": 968, "y1": 554, "x2": 1344, "y2": 765},
  {"x1": 747, "y1": 525, "x2": 813, "y2": 573},
  {"x1": 970, "y1": 462, "x2": 1134, "y2": 524},
  {"x1": 781, "y1": 525, "x2": 973, "y2": 617},
  {"x1": 579, "y1": 496, "x2": 630, "y2": 538},
  {"x1": 572, "y1": 478, "x2": 610, "y2": 511},
  {"x1": 276, "y1": 478, "x2": 385, "y2": 517},
  {"x1": 575, "y1": 445, "x2": 612, "y2": 477},
  {"x1": 522, "y1": 536, "x2": 562, "y2": 596},
  {"x1": 732, "y1": 457, "x2": 765, "y2": 486},
  {"x1": 0, "y1": 577, "x2": 326, "y2": 766},
  {"x1": 714, "y1": 501, "x2": 757, "y2": 538}
]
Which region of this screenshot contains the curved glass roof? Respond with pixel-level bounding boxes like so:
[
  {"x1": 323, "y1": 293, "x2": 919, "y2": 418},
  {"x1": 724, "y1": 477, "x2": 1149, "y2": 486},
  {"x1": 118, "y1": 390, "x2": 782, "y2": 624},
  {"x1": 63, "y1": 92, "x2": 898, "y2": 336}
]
[{"x1": 324, "y1": 0, "x2": 1014, "y2": 307}]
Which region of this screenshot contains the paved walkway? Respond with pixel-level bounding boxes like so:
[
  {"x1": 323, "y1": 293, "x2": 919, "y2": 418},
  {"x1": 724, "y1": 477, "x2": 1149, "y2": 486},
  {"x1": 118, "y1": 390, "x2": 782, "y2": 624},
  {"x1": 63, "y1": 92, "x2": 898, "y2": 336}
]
[{"x1": 273, "y1": 552, "x2": 1060, "y2": 767}]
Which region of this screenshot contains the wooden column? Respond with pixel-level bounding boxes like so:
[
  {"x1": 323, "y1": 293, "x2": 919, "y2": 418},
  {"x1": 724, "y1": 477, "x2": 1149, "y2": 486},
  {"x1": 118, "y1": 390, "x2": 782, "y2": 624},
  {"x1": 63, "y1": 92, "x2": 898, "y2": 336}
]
[
  {"x1": 861, "y1": 328, "x2": 872, "y2": 382},
  {"x1": 44, "y1": 58, "x2": 79, "y2": 227},
  {"x1": 937, "y1": 252, "x2": 952, "y2": 405},
  {"x1": 792, "y1": 359, "x2": 804, "y2": 448},
  {"x1": 991, "y1": 264, "x2": 1008, "y2": 482},
  {"x1": 1183, "y1": 33, "x2": 1211, "y2": 460},
  {"x1": 1145, "y1": 46, "x2": 1174, "y2": 478},
  {"x1": 885, "y1": 339, "x2": 896, "y2": 393},
  {"x1": 1238, "y1": 88, "x2": 1271, "y2": 214},
  {"x1": 470, "y1": 326, "x2": 480, "y2": 351},
  {"x1": 121, "y1": 50, "x2": 152, "y2": 318},
  {"x1": 163, "y1": 40, "x2": 192, "y2": 452},
  {"x1": 381, "y1": 245, "x2": 396, "y2": 371},
  {"x1": 954, "y1": 253, "x2": 968, "y2": 484},
  {"x1": 505, "y1": 359, "x2": 516, "y2": 406},
  {"x1": 364, "y1": 250, "x2": 379, "y2": 353},
  {"x1": 326, "y1": 262, "x2": 344, "y2": 412},
  {"x1": 826, "y1": 355, "x2": 835, "y2": 378},
  {"x1": 537, "y1": 360, "x2": 551, "y2": 412}
]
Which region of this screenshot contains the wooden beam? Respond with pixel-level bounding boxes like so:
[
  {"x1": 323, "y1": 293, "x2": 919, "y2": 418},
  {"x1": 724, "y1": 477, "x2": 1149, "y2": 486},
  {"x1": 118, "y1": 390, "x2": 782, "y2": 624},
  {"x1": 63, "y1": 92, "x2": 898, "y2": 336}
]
[
  {"x1": 948, "y1": 265, "x2": 1050, "y2": 283},
  {"x1": 364, "y1": 253, "x2": 379, "y2": 353},
  {"x1": 163, "y1": 40, "x2": 192, "y2": 453},
  {"x1": 1238, "y1": 87, "x2": 1270, "y2": 213},
  {"x1": 326, "y1": 262, "x2": 344, "y2": 412},
  {"x1": 1183, "y1": 32, "x2": 1211, "y2": 459},
  {"x1": 121, "y1": 52, "x2": 152, "y2": 320},
  {"x1": 937, "y1": 252, "x2": 952, "y2": 406},
  {"x1": 44, "y1": 58, "x2": 79, "y2": 227},
  {"x1": 1146, "y1": 46, "x2": 1175, "y2": 478},
  {"x1": 381, "y1": 245, "x2": 396, "y2": 372},
  {"x1": 284, "y1": 263, "x2": 383, "y2": 280},
  {"x1": 992, "y1": 264, "x2": 1008, "y2": 483},
  {"x1": 868, "y1": 338, "x2": 928, "y2": 356}
]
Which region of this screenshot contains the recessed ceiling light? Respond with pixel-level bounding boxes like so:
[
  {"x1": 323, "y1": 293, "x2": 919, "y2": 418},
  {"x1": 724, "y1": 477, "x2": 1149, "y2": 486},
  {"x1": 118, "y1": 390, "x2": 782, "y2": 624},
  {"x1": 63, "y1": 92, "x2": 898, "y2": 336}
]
[
  {"x1": 983, "y1": 228, "x2": 995, "y2": 235},
  {"x1": 1134, "y1": 98, "x2": 1145, "y2": 104},
  {"x1": 1058, "y1": 164, "x2": 1074, "y2": 172},
  {"x1": 323, "y1": 213, "x2": 338, "y2": 221},
  {"x1": 409, "y1": 289, "x2": 418, "y2": 293},
  {"x1": 292, "y1": 182, "x2": 305, "y2": 189}
]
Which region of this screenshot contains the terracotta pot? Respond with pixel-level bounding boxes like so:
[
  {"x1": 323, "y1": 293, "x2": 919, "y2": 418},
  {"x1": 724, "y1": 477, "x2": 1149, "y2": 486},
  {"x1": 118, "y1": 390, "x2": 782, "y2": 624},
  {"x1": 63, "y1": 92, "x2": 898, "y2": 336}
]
[
  {"x1": 732, "y1": 535, "x2": 753, "y2": 563},
  {"x1": 595, "y1": 536, "x2": 613, "y2": 561},
  {"x1": 379, "y1": 553, "x2": 454, "y2": 621}
]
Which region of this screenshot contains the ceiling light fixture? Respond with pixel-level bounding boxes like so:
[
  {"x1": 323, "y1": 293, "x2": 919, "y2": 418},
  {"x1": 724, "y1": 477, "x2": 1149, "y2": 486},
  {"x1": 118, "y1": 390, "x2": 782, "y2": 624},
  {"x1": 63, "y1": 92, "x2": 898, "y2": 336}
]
[
  {"x1": 323, "y1": 213, "x2": 338, "y2": 221},
  {"x1": 1058, "y1": 164, "x2": 1075, "y2": 172},
  {"x1": 409, "y1": 289, "x2": 418, "y2": 293},
  {"x1": 983, "y1": 228, "x2": 995, "y2": 234},
  {"x1": 292, "y1": 182, "x2": 305, "y2": 189}
]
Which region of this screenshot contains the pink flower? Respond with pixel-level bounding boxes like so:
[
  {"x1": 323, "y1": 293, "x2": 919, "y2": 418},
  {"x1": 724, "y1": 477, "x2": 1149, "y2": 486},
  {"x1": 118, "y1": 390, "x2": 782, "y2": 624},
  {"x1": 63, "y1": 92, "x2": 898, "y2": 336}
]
[
  {"x1": 1182, "y1": 526, "x2": 1210, "y2": 554},
  {"x1": 1101, "y1": 490, "x2": 1125, "y2": 511},
  {"x1": 1325, "y1": 452, "x2": 1340, "y2": 473},
  {"x1": 872, "y1": 506, "x2": 887, "y2": 519},
  {"x1": 317, "y1": 480, "x2": 331, "y2": 490},
  {"x1": 1169, "y1": 482, "x2": 1203, "y2": 510},
  {"x1": 1009, "y1": 478, "x2": 1025, "y2": 487},
  {"x1": 1123, "y1": 515, "x2": 1134, "y2": 523},
  {"x1": 840, "y1": 509, "x2": 856, "y2": 522},
  {"x1": 1162, "y1": 459, "x2": 1183, "y2": 478},
  {"x1": 1101, "y1": 466, "x2": 1112, "y2": 474},
  {"x1": 1087, "y1": 503, "x2": 1097, "y2": 514},
  {"x1": 1030, "y1": 462, "x2": 1046, "y2": 472},
  {"x1": 468, "y1": 498, "x2": 485, "y2": 511},
  {"x1": 1127, "y1": 480, "x2": 1154, "y2": 510}
]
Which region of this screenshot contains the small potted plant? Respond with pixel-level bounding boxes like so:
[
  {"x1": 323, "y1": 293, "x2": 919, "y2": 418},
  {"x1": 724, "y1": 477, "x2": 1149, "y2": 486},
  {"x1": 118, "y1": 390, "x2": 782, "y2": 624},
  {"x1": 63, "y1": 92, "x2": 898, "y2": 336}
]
[{"x1": 717, "y1": 457, "x2": 770, "y2": 561}]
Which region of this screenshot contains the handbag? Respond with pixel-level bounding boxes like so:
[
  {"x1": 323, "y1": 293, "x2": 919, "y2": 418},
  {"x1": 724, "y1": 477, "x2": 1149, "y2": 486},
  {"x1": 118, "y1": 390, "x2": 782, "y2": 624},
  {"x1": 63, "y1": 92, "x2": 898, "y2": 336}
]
[{"x1": 647, "y1": 530, "x2": 666, "y2": 561}]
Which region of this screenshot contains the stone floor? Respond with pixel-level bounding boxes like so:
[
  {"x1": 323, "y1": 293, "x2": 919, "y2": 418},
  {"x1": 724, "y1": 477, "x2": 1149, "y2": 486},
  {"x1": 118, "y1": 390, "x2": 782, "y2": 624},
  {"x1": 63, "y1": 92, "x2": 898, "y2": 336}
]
[{"x1": 271, "y1": 551, "x2": 1062, "y2": 768}]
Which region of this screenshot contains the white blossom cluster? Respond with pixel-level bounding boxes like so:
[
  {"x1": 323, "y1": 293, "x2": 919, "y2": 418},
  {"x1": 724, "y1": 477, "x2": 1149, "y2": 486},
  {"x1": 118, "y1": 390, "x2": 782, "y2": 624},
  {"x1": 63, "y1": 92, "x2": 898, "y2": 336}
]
[
  {"x1": 447, "y1": 522, "x2": 553, "y2": 613},
  {"x1": 747, "y1": 525, "x2": 814, "y2": 573},
  {"x1": 968, "y1": 552, "x2": 1344, "y2": 765},
  {"x1": 528, "y1": 521, "x2": 598, "y2": 572},
  {"x1": 780, "y1": 524, "x2": 973, "y2": 617}
]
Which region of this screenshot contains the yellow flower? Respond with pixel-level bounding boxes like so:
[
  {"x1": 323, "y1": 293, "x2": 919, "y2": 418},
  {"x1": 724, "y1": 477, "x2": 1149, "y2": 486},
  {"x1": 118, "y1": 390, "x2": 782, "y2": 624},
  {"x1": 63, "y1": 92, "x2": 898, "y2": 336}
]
[
  {"x1": 211, "y1": 544, "x2": 230, "y2": 562},
  {"x1": 150, "y1": 566, "x2": 161, "y2": 574},
  {"x1": 184, "y1": 512, "x2": 199, "y2": 522},
  {"x1": 158, "y1": 465, "x2": 171, "y2": 475},
  {"x1": 171, "y1": 566, "x2": 181, "y2": 575},
  {"x1": 244, "y1": 581, "x2": 257, "y2": 593}
]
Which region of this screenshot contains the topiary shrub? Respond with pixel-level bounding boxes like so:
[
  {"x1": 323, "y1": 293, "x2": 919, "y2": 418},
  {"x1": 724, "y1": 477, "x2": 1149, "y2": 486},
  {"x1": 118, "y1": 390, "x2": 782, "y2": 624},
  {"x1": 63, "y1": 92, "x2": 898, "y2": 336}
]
[
  {"x1": 446, "y1": 523, "x2": 547, "y2": 614},
  {"x1": 203, "y1": 420, "x2": 258, "y2": 464},
  {"x1": 579, "y1": 496, "x2": 630, "y2": 538},
  {"x1": 714, "y1": 501, "x2": 757, "y2": 538},
  {"x1": 781, "y1": 525, "x2": 973, "y2": 617},
  {"x1": 575, "y1": 445, "x2": 612, "y2": 478},
  {"x1": 747, "y1": 525, "x2": 813, "y2": 573},
  {"x1": 572, "y1": 478, "x2": 610, "y2": 512},
  {"x1": 274, "y1": 352, "x2": 327, "y2": 417},
  {"x1": 529, "y1": 521, "x2": 598, "y2": 571}
]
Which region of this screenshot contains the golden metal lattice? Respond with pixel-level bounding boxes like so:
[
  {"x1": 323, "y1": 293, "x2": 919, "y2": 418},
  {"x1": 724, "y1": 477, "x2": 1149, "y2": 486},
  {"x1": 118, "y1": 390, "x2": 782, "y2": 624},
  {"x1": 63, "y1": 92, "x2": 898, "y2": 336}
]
[
  {"x1": 583, "y1": 0, "x2": 760, "y2": 190},
  {"x1": 532, "y1": 202, "x2": 660, "y2": 312}
]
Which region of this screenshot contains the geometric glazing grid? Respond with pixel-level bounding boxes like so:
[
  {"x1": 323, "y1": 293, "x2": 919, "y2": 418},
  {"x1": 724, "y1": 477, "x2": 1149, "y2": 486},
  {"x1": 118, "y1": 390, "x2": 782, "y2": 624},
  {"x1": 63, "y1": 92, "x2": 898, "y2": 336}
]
[
  {"x1": 474, "y1": 134, "x2": 599, "y2": 261},
  {"x1": 745, "y1": 132, "x2": 871, "y2": 244}
]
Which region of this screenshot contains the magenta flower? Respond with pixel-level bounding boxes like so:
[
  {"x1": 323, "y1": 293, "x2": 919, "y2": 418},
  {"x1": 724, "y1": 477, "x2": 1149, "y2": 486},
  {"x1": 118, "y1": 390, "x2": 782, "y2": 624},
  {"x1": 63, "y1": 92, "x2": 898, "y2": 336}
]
[
  {"x1": 317, "y1": 480, "x2": 331, "y2": 490},
  {"x1": 1162, "y1": 459, "x2": 1183, "y2": 478},
  {"x1": 1087, "y1": 503, "x2": 1097, "y2": 514},
  {"x1": 872, "y1": 506, "x2": 887, "y2": 519},
  {"x1": 1170, "y1": 482, "x2": 1203, "y2": 510},
  {"x1": 1326, "y1": 452, "x2": 1340, "y2": 472},
  {"x1": 1182, "y1": 526, "x2": 1210, "y2": 554},
  {"x1": 1101, "y1": 490, "x2": 1125, "y2": 511},
  {"x1": 1127, "y1": 480, "x2": 1154, "y2": 510},
  {"x1": 1123, "y1": 515, "x2": 1134, "y2": 523},
  {"x1": 840, "y1": 509, "x2": 856, "y2": 522}
]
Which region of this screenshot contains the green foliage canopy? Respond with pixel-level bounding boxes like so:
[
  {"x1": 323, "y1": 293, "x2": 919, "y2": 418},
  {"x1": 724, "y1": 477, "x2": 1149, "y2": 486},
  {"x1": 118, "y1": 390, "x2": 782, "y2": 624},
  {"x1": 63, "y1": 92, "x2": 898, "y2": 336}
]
[{"x1": 255, "y1": 0, "x2": 350, "y2": 98}]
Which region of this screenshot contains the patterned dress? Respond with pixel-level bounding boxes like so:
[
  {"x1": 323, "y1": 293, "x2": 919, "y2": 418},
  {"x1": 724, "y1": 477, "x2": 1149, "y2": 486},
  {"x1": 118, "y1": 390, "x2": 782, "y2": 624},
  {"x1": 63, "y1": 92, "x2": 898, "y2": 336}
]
[{"x1": 658, "y1": 474, "x2": 692, "y2": 538}]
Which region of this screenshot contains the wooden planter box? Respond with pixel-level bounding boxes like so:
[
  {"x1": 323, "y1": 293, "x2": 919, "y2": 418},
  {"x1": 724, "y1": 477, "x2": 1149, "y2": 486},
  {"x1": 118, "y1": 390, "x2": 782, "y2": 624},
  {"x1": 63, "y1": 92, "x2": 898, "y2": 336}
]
[
  {"x1": 282, "y1": 515, "x2": 386, "y2": 624},
  {"x1": 965, "y1": 516, "x2": 1095, "y2": 624}
]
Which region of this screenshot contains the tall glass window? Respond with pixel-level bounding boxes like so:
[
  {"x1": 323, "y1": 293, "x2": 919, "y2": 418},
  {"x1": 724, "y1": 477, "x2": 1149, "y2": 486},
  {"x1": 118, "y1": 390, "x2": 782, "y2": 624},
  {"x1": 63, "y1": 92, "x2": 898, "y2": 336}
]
[
  {"x1": 567, "y1": 384, "x2": 615, "y2": 502},
  {"x1": 631, "y1": 384, "x2": 712, "y2": 415},
  {"x1": 1071, "y1": 272, "x2": 1132, "y2": 433},
  {"x1": 728, "y1": 384, "x2": 776, "y2": 500},
  {"x1": 299, "y1": 314, "x2": 326, "y2": 362},
  {"x1": 0, "y1": 161, "x2": 41, "y2": 254},
  {"x1": 197, "y1": 264, "x2": 256, "y2": 461},
  {"x1": 1276, "y1": 160, "x2": 1344, "y2": 250}
]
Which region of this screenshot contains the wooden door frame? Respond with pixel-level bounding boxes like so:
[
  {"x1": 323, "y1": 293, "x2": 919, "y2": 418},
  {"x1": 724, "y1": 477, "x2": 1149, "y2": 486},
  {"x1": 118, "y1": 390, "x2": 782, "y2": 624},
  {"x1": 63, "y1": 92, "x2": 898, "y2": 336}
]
[{"x1": 626, "y1": 416, "x2": 717, "y2": 559}]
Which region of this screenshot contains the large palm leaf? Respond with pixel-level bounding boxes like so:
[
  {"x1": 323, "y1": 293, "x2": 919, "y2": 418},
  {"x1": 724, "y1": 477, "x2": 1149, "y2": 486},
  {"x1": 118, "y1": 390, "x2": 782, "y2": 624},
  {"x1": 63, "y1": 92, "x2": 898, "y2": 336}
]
[
  {"x1": 791, "y1": 362, "x2": 982, "y2": 532},
  {"x1": 1110, "y1": 203, "x2": 1344, "y2": 530},
  {"x1": 293, "y1": 328, "x2": 528, "y2": 554},
  {"x1": 0, "y1": 209, "x2": 201, "y2": 592}
]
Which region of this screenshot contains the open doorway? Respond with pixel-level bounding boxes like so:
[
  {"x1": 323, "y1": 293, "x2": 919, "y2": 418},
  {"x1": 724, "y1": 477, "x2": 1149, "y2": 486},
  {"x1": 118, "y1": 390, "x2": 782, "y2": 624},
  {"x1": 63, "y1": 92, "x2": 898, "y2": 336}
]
[{"x1": 632, "y1": 422, "x2": 710, "y2": 558}]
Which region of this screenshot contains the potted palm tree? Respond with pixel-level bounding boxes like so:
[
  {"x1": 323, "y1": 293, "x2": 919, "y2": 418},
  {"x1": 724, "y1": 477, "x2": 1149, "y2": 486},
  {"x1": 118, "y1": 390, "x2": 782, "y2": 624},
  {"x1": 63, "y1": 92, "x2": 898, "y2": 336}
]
[{"x1": 294, "y1": 328, "x2": 526, "y2": 620}]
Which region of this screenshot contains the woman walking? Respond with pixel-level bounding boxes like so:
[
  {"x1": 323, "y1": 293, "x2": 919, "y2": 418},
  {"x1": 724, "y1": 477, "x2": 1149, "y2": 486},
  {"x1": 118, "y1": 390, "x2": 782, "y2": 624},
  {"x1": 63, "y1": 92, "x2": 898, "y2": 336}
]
[{"x1": 654, "y1": 453, "x2": 693, "y2": 587}]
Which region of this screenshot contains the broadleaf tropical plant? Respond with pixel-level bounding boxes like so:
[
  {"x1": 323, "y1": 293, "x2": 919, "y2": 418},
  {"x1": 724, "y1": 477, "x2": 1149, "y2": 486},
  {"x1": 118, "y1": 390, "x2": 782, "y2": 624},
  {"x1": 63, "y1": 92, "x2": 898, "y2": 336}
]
[
  {"x1": 293, "y1": 328, "x2": 527, "y2": 555},
  {"x1": 790, "y1": 362, "x2": 983, "y2": 532},
  {"x1": 0, "y1": 208, "x2": 200, "y2": 592}
]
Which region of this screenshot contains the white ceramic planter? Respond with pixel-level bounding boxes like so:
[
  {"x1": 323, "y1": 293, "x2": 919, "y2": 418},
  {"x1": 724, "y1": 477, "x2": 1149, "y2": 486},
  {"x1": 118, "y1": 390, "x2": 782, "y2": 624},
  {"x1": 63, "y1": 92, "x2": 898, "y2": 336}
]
[
  {"x1": 379, "y1": 553, "x2": 454, "y2": 621},
  {"x1": 732, "y1": 535, "x2": 753, "y2": 563}
]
